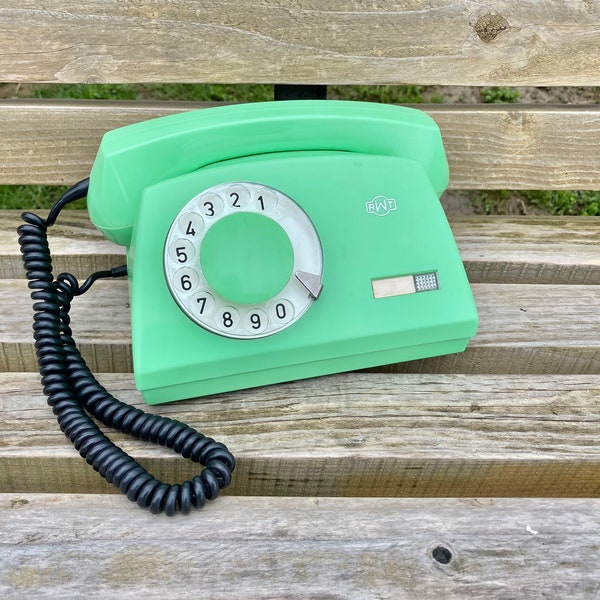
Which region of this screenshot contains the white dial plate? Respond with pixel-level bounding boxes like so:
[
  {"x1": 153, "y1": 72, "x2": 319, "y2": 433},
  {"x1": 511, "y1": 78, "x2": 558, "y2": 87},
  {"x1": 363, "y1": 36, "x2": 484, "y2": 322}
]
[{"x1": 164, "y1": 182, "x2": 323, "y2": 339}]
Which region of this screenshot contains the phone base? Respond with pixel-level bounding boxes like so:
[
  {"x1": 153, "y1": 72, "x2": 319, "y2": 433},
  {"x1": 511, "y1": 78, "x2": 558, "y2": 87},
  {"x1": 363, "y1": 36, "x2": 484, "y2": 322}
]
[
  {"x1": 140, "y1": 337, "x2": 471, "y2": 404},
  {"x1": 130, "y1": 147, "x2": 477, "y2": 405}
]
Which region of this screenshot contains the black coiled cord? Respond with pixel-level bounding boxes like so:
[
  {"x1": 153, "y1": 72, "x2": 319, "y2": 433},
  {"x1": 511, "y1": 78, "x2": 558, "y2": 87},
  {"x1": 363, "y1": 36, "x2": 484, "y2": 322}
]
[{"x1": 16, "y1": 179, "x2": 235, "y2": 515}]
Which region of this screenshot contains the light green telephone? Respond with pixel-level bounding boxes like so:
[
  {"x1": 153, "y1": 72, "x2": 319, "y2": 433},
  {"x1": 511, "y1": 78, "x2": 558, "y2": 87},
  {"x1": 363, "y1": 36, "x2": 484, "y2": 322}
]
[{"x1": 87, "y1": 100, "x2": 478, "y2": 404}]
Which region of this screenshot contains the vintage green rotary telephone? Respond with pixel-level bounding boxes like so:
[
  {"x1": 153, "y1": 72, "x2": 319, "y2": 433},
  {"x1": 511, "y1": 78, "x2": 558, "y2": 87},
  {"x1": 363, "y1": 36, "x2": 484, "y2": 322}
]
[{"x1": 18, "y1": 100, "x2": 477, "y2": 514}]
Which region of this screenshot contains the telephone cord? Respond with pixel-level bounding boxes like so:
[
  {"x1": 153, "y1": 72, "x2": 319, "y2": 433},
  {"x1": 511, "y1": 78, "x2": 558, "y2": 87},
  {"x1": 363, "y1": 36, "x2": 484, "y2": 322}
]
[{"x1": 16, "y1": 180, "x2": 235, "y2": 515}]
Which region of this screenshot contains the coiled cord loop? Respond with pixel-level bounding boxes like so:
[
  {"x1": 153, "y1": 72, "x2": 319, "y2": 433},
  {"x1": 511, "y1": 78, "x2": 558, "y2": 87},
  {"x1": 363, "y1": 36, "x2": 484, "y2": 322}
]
[{"x1": 17, "y1": 184, "x2": 235, "y2": 515}]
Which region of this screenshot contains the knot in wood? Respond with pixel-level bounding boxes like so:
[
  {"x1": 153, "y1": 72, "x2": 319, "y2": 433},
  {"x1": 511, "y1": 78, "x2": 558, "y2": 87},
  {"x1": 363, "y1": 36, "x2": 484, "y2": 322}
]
[
  {"x1": 475, "y1": 14, "x2": 509, "y2": 43},
  {"x1": 432, "y1": 545, "x2": 453, "y2": 564}
]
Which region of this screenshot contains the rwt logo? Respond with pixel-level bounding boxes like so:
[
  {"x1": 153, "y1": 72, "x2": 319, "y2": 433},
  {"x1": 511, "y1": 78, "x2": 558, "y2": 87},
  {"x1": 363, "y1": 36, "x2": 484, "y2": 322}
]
[{"x1": 365, "y1": 195, "x2": 397, "y2": 217}]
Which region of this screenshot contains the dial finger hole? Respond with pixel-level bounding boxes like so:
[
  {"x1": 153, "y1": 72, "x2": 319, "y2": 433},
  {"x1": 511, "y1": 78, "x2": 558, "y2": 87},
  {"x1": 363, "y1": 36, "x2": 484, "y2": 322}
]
[
  {"x1": 244, "y1": 309, "x2": 268, "y2": 334},
  {"x1": 168, "y1": 238, "x2": 195, "y2": 264},
  {"x1": 174, "y1": 267, "x2": 200, "y2": 293}
]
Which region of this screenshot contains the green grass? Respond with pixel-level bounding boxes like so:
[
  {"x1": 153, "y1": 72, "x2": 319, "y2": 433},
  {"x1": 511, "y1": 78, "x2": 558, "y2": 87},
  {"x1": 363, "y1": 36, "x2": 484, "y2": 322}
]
[
  {"x1": 34, "y1": 83, "x2": 140, "y2": 100},
  {"x1": 0, "y1": 185, "x2": 71, "y2": 210},
  {"x1": 330, "y1": 84, "x2": 444, "y2": 104},
  {"x1": 33, "y1": 83, "x2": 275, "y2": 103},
  {"x1": 481, "y1": 86, "x2": 520, "y2": 103},
  {"x1": 472, "y1": 190, "x2": 600, "y2": 216},
  {"x1": 522, "y1": 190, "x2": 600, "y2": 216}
]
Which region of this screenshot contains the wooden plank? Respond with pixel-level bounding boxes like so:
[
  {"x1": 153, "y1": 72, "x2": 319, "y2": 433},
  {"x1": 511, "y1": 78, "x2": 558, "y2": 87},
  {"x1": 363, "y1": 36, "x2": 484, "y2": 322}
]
[
  {"x1": 4, "y1": 210, "x2": 599, "y2": 284},
  {"x1": 1, "y1": 372, "x2": 598, "y2": 497},
  {"x1": 2, "y1": 1, "x2": 600, "y2": 86},
  {"x1": 1, "y1": 277, "x2": 599, "y2": 374},
  {"x1": 0, "y1": 100, "x2": 203, "y2": 186},
  {"x1": 449, "y1": 216, "x2": 600, "y2": 285},
  {"x1": 3, "y1": 101, "x2": 600, "y2": 189},
  {"x1": 1, "y1": 495, "x2": 599, "y2": 599},
  {"x1": 432, "y1": 105, "x2": 600, "y2": 191}
]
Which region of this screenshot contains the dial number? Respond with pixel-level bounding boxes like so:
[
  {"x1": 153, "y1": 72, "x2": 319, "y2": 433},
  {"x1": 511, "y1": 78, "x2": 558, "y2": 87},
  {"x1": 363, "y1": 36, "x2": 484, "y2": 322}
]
[
  {"x1": 226, "y1": 185, "x2": 250, "y2": 209},
  {"x1": 245, "y1": 309, "x2": 268, "y2": 334},
  {"x1": 217, "y1": 307, "x2": 240, "y2": 331},
  {"x1": 192, "y1": 292, "x2": 215, "y2": 316},
  {"x1": 255, "y1": 189, "x2": 278, "y2": 212},
  {"x1": 168, "y1": 239, "x2": 195, "y2": 264},
  {"x1": 271, "y1": 299, "x2": 294, "y2": 324},
  {"x1": 199, "y1": 193, "x2": 223, "y2": 218},
  {"x1": 178, "y1": 213, "x2": 204, "y2": 238},
  {"x1": 174, "y1": 268, "x2": 199, "y2": 293}
]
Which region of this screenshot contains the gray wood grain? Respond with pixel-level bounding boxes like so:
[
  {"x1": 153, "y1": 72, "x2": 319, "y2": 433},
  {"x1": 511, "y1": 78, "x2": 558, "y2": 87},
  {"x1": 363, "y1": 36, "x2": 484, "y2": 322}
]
[
  {"x1": 1, "y1": 372, "x2": 599, "y2": 497},
  {"x1": 1, "y1": 494, "x2": 599, "y2": 599},
  {"x1": 2, "y1": 1, "x2": 600, "y2": 86}
]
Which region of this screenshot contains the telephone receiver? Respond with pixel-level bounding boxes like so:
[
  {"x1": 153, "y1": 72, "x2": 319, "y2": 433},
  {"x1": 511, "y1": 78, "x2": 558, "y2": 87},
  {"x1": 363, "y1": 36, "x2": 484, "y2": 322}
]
[
  {"x1": 88, "y1": 101, "x2": 448, "y2": 245},
  {"x1": 86, "y1": 100, "x2": 478, "y2": 404}
]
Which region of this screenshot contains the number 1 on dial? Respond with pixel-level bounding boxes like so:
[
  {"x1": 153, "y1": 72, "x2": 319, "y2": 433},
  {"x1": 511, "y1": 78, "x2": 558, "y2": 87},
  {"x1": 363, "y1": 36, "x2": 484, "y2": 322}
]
[{"x1": 255, "y1": 189, "x2": 277, "y2": 212}]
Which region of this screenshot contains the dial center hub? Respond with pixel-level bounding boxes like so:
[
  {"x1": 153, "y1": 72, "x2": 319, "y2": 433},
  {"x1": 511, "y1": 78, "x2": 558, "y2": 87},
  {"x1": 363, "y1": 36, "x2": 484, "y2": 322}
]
[{"x1": 200, "y1": 211, "x2": 294, "y2": 305}]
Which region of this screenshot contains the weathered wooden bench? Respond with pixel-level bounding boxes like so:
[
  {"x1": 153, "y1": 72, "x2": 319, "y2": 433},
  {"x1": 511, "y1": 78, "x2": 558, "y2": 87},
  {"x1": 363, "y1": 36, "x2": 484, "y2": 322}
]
[{"x1": 1, "y1": 2, "x2": 599, "y2": 597}]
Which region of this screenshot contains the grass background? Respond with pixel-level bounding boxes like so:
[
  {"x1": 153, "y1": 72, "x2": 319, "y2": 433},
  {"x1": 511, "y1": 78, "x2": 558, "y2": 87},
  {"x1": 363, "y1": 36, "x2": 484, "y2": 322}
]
[{"x1": 1, "y1": 83, "x2": 598, "y2": 215}]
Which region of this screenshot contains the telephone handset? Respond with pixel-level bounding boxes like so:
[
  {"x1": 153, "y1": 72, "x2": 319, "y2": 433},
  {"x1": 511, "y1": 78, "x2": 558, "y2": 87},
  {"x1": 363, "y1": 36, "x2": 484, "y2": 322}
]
[
  {"x1": 88, "y1": 100, "x2": 448, "y2": 245},
  {"x1": 84, "y1": 100, "x2": 477, "y2": 404}
]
